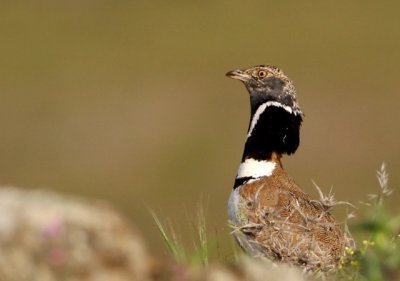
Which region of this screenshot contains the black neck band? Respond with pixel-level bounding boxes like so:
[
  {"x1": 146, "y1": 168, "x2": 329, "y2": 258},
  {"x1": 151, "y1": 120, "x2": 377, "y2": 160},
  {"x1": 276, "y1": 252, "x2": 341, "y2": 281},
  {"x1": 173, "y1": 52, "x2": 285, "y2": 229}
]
[{"x1": 242, "y1": 106, "x2": 302, "y2": 161}]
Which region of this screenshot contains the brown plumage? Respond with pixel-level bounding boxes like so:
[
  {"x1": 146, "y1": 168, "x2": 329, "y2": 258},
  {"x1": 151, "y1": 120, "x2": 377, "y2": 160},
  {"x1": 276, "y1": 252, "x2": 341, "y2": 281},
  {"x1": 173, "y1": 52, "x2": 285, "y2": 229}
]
[{"x1": 232, "y1": 154, "x2": 345, "y2": 270}]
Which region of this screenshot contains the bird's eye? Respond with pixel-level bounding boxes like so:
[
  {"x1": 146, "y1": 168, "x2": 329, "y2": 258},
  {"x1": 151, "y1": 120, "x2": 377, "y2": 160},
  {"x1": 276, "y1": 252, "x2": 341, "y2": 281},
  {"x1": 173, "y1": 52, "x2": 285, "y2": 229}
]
[{"x1": 258, "y1": 70, "x2": 267, "y2": 78}]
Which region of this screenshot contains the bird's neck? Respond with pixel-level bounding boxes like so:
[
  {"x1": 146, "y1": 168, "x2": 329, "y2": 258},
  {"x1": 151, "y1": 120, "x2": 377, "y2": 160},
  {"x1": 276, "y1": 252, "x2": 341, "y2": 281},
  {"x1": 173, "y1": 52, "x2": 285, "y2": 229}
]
[
  {"x1": 243, "y1": 103, "x2": 302, "y2": 161},
  {"x1": 233, "y1": 104, "x2": 302, "y2": 189}
]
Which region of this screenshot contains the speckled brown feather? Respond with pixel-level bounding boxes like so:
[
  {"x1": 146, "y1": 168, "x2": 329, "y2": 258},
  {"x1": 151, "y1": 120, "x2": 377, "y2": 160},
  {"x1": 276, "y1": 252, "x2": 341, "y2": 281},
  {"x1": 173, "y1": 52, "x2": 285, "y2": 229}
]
[{"x1": 233, "y1": 156, "x2": 345, "y2": 270}]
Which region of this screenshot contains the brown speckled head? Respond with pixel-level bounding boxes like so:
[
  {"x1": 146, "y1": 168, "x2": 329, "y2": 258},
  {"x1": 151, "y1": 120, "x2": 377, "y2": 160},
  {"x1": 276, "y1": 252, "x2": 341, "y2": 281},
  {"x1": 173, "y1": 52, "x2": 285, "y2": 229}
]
[{"x1": 226, "y1": 65, "x2": 301, "y2": 116}]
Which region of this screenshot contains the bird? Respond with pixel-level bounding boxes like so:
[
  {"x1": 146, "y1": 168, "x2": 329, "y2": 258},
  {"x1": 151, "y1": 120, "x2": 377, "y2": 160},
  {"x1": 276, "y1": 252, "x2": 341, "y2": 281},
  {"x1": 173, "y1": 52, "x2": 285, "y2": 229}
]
[{"x1": 226, "y1": 65, "x2": 352, "y2": 271}]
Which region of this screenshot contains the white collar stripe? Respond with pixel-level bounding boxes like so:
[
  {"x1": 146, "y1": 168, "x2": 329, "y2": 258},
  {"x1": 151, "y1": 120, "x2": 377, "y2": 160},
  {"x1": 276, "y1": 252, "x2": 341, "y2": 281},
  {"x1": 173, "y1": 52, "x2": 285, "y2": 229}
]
[
  {"x1": 237, "y1": 159, "x2": 276, "y2": 179},
  {"x1": 247, "y1": 101, "x2": 300, "y2": 138}
]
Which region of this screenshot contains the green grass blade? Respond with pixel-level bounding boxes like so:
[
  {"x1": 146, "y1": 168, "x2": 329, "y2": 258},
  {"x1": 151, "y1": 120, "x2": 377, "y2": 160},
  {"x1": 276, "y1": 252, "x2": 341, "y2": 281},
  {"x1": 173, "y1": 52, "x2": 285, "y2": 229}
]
[
  {"x1": 195, "y1": 206, "x2": 208, "y2": 266},
  {"x1": 150, "y1": 210, "x2": 186, "y2": 262}
]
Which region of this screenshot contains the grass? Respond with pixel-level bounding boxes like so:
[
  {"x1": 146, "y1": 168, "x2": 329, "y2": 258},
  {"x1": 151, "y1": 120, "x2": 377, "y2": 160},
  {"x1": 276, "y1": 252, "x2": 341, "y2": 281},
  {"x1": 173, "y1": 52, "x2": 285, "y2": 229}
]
[
  {"x1": 338, "y1": 163, "x2": 400, "y2": 280},
  {"x1": 152, "y1": 163, "x2": 400, "y2": 280},
  {"x1": 150, "y1": 204, "x2": 211, "y2": 266},
  {"x1": 150, "y1": 210, "x2": 187, "y2": 263},
  {"x1": 193, "y1": 206, "x2": 208, "y2": 266}
]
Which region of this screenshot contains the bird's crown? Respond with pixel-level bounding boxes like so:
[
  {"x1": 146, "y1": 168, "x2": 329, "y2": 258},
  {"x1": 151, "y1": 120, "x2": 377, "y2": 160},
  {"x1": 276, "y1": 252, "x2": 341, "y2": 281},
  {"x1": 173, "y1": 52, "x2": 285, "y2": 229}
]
[{"x1": 226, "y1": 65, "x2": 290, "y2": 84}]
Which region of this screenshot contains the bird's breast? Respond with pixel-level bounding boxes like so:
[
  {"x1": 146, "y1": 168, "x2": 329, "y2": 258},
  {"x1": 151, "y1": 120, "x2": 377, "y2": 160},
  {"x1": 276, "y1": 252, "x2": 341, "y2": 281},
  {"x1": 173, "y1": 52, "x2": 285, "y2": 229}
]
[{"x1": 227, "y1": 186, "x2": 246, "y2": 225}]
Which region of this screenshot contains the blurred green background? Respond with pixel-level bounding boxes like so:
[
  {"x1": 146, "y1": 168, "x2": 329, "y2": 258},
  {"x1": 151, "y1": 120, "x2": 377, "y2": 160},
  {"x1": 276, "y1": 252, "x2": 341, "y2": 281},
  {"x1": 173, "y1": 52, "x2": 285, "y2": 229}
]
[{"x1": 1, "y1": 1, "x2": 399, "y2": 258}]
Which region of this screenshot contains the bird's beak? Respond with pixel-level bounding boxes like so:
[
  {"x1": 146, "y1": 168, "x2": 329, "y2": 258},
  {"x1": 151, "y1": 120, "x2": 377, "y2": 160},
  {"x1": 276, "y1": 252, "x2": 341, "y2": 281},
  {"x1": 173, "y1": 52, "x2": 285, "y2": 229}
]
[{"x1": 225, "y1": 69, "x2": 251, "y2": 82}]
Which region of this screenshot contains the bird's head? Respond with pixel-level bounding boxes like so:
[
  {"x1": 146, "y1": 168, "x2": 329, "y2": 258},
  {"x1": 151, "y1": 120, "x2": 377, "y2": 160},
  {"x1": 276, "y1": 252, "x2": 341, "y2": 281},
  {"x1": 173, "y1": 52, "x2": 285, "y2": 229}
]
[{"x1": 226, "y1": 65, "x2": 301, "y2": 115}]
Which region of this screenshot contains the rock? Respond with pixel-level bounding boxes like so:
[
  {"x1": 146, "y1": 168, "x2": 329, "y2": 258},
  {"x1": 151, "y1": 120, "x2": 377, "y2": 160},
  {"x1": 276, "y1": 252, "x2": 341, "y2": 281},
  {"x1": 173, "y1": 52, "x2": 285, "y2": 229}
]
[
  {"x1": 0, "y1": 187, "x2": 149, "y2": 281},
  {"x1": 151, "y1": 257, "x2": 306, "y2": 281}
]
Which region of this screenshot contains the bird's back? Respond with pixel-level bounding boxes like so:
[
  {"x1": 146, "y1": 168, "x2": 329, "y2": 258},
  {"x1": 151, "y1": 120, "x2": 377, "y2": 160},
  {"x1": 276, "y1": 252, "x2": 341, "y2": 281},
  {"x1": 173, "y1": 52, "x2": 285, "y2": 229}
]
[{"x1": 230, "y1": 164, "x2": 345, "y2": 270}]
